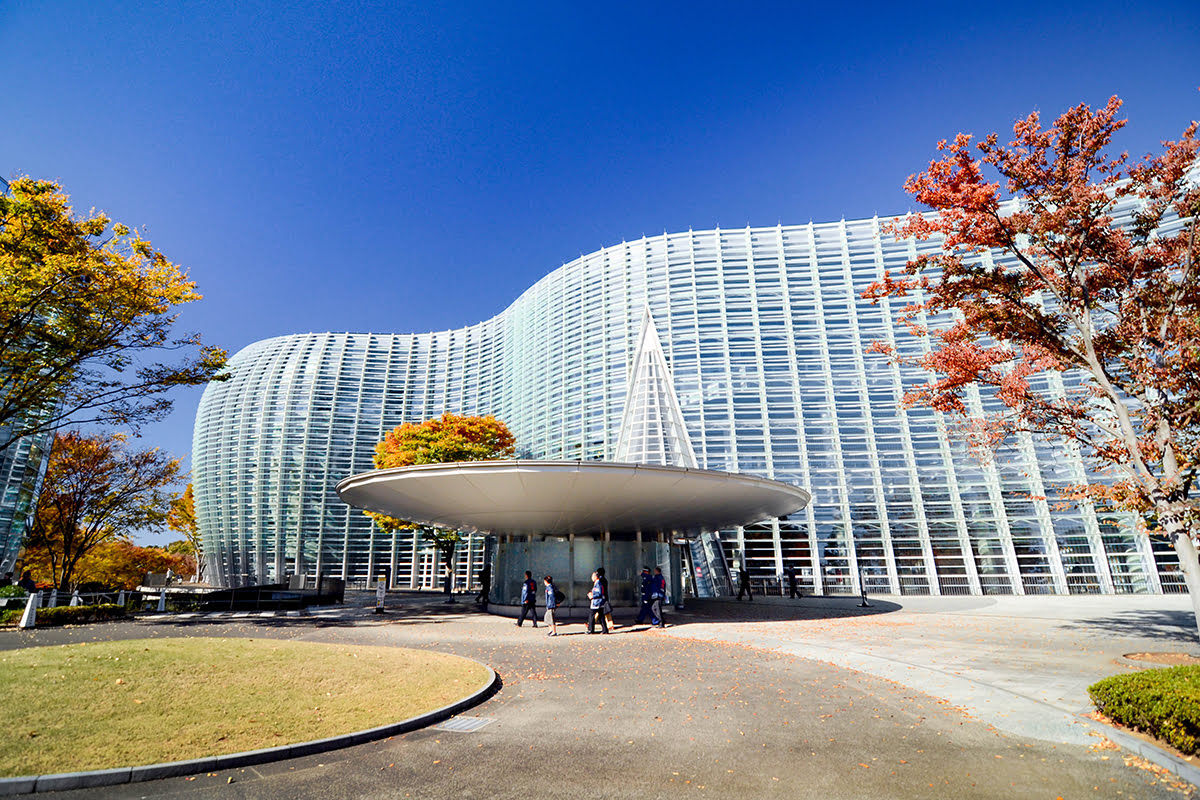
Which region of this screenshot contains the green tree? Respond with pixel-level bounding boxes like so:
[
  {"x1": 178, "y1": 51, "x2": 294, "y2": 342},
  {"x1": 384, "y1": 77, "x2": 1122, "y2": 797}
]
[
  {"x1": 0, "y1": 177, "x2": 227, "y2": 453},
  {"x1": 24, "y1": 431, "x2": 183, "y2": 591},
  {"x1": 167, "y1": 484, "x2": 205, "y2": 582},
  {"x1": 369, "y1": 413, "x2": 516, "y2": 599},
  {"x1": 863, "y1": 97, "x2": 1200, "y2": 628}
]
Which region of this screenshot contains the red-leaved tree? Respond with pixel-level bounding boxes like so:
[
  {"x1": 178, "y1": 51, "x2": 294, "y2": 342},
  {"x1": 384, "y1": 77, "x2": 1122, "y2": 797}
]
[{"x1": 863, "y1": 97, "x2": 1200, "y2": 632}]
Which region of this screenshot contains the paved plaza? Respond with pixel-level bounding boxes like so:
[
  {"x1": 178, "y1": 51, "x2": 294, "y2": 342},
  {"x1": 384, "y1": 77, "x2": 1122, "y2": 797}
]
[{"x1": 3, "y1": 592, "x2": 1198, "y2": 799}]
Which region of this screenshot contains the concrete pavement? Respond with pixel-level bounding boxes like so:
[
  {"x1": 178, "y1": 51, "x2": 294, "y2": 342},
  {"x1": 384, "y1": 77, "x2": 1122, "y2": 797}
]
[
  {"x1": 665, "y1": 593, "x2": 1200, "y2": 746},
  {"x1": 3, "y1": 592, "x2": 1196, "y2": 799}
]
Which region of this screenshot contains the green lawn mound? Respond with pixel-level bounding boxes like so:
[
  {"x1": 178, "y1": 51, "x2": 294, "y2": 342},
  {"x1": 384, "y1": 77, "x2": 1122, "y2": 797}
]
[
  {"x1": 0, "y1": 638, "x2": 491, "y2": 777},
  {"x1": 1089, "y1": 665, "x2": 1200, "y2": 755}
]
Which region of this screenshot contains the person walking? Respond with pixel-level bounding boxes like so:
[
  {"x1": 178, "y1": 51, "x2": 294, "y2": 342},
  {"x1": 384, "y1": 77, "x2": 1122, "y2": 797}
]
[
  {"x1": 543, "y1": 575, "x2": 561, "y2": 636},
  {"x1": 476, "y1": 563, "x2": 491, "y2": 609},
  {"x1": 16, "y1": 570, "x2": 36, "y2": 593},
  {"x1": 649, "y1": 566, "x2": 667, "y2": 628},
  {"x1": 586, "y1": 571, "x2": 609, "y2": 634},
  {"x1": 786, "y1": 564, "x2": 800, "y2": 599},
  {"x1": 516, "y1": 570, "x2": 538, "y2": 627},
  {"x1": 596, "y1": 566, "x2": 616, "y2": 630},
  {"x1": 736, "y1": 566, "x2": 753, "y2": 601},
  {"x1": 634, "y1": 565, "x2": 660, "y2": 626}
]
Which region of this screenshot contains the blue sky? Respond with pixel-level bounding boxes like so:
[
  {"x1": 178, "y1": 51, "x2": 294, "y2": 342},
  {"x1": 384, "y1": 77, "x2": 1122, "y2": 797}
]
[{"x1": 1, "y1": 1, "x2": 1197, "y2": 540}]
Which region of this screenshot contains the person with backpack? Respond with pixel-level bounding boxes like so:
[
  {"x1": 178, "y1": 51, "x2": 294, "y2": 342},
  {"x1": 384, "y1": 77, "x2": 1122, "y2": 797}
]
[
  {"x1": 516, "y1": 570, "x2": 538, "y2": 628},
  {"x1": 586, "y1": 571, "x2": 609, "y2": 634},
  {"x1": 543, "y1": 575, "x2": 563, "y2": 636},
  {"x1": 635, "y1": 565, "x2": 660, "y2": 626},
  {"x1": 649, "y1": 566, "x2": 667, "y2": 628}
]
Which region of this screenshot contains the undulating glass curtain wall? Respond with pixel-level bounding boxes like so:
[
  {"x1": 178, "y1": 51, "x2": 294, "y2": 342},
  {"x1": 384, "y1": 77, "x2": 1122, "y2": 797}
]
[
  {"x1": 0, "y1": 425, "x2": 53, "y2": 577},
  {"x1": 194, "y1": 199, "x2": 1186, "y2": 594}
]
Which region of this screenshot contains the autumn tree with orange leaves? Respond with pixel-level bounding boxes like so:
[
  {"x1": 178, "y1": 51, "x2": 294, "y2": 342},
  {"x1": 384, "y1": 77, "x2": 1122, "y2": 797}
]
[
  {"x1": 370, "y1": 413, "x2": 516, "y2": 598},
  {"x1": 25, "y1": 431, "x2": 183, "y2": 592},
  {"x1": 864, "y1": 97, "x2": 1200, "y2": 631}
]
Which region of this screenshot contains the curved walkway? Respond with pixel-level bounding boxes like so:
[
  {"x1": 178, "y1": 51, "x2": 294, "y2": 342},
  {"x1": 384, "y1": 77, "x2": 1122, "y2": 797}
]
[{"x1": 1, "y1": 592, "x2": 1194, "y2": 799}]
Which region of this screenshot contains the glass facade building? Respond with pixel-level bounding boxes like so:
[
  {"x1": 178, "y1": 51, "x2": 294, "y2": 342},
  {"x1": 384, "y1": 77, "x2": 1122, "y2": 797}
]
[
  {"x1": 0, "y1": 425, "x2": 52, "y2": 578},
  {"x1": 193, "y1": 199, "x2": 1188, "y2": 595}
]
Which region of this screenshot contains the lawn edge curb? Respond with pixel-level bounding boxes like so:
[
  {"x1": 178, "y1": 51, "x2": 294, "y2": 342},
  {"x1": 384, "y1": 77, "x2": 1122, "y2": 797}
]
[
  {"x1": 0, "y1": 660, "x2": 499, "y2": 795},
  {"x1": 1086, "y1": 717, "x2": 1200, "y2": 788}
]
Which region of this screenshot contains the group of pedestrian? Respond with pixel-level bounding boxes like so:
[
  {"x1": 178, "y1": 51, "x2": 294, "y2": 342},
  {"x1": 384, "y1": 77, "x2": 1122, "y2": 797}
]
[
  {"x1": 513, "y1": 565, "x2": 668, "y2": 635},
  {"x1": 736, "y1": 565, "x2": 804, "y2": 600}
]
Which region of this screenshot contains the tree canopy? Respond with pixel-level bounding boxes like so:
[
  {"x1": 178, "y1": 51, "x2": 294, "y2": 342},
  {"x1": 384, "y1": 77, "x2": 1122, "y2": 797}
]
[
  {"x1": 369, "y1": 413, "x2": 515, "y2": 594},
  {"x1": 24, "y1": 431, "x2": 183, "y2": 591},
  {"x1": 863, "y1": 96, "x2": 1200, "y2": 622},
  {"x1": 21, "y1": 539, "x2": 195, "y2": 591},
  {"x1": 0, "y1": 177, "x2": 227, "y2": 453},
  {"x1": 373, "y1": 412, "x2": 517, "y2": 469}
]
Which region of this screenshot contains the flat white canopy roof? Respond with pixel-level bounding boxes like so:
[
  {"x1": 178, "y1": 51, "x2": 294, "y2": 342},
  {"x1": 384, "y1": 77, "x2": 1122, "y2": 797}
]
[{"x1": 336, "y1": 460, "x2": 811, "y2": 537}]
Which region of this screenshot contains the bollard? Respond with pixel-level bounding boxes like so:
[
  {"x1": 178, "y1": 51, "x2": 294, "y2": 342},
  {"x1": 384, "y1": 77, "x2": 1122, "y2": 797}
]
[
  {"x1": 70, "y1": 591, "x2": 81, "y2": 607},
  {"x1": 18, "y1": 592, "x2": 39, "y2": 629},
  {"x1": 157, "y1": 590, "x2": 167, "y2": 612},
  {"x1": 117, "y1": 589, "x2": 127, "y2": 607},
  {"x1": 374, "y1": 574, "x2": 386, "y2": 614},
  {"x1": 48, "y1": 588, "x2": 57, "y2": 608},
  {"x1": 857, "y1": 566, "x2": 871, "y2": 608}
]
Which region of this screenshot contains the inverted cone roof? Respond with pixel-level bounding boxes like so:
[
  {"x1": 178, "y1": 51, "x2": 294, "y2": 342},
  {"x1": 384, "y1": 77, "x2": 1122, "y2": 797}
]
[{"x1": 336, "y1": 460, "x2": 810, "y2": 537}]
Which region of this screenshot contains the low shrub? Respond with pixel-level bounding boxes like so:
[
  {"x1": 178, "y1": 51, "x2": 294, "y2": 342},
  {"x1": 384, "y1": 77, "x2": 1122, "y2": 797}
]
[
  {"x1": 0, "y1": 584, "x2": 27, "y2": 598},
  {"x1": 0, "y1": 604, "x2": 129, "y2": 628},
  {"x1": 1089, "y1": 665, "x2": 1200, "y2": 755}
]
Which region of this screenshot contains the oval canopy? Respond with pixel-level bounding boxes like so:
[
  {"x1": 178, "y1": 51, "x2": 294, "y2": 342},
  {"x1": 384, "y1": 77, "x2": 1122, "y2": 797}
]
[{"x1": 336, "y1": 460, "x2": 811, "y2": 538}]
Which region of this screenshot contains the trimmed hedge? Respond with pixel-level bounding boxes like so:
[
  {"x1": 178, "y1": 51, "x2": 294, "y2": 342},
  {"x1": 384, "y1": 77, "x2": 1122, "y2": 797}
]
[
  {"x1": 1089, "y1": 665, "x2": 1200, "y2": 755},
  {"x1": 0, "y1": 603, "x2": 127, "y2": 628}
]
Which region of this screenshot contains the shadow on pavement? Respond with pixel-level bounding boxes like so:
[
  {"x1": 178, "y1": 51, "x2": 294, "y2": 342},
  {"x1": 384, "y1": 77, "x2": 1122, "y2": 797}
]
[
  {"x1": 1059, "y1": 608, "x2": 1199, "y2": 644},
  {"x1": 667, "y1": 596, "x2": 903, "y2": 624}
]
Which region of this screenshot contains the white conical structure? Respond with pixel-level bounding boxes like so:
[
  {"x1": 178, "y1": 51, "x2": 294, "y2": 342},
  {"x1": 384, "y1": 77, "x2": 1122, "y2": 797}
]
[{"x1": 615, "y1": 308, "x2": 698, "y2": 469}]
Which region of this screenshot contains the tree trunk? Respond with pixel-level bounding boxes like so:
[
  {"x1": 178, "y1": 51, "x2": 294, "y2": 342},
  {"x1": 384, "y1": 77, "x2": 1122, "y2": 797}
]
[{"x1": 1161, "y1": 500, "x2": 1200, "y2": 641}]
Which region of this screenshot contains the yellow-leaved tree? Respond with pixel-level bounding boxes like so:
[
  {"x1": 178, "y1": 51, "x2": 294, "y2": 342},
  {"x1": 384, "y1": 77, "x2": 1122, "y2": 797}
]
[
  {"x1": 0, "y1": 177, "x2": 227, "y2": 453},
  {"x1": 369, "y1": 413, "x2": 515, "y2": 599}
]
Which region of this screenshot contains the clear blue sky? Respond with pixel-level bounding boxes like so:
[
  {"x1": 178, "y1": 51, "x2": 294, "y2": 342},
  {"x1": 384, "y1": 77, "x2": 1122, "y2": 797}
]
[{"x1": 2, "y1": 1, "x2": 1197, "y2": 541}]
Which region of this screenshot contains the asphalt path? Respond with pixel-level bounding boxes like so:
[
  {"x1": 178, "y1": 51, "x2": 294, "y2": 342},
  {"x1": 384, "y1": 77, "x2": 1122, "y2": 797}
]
[{"x1": 3, "y1": 594, "x2": 1194, "y2": 799}]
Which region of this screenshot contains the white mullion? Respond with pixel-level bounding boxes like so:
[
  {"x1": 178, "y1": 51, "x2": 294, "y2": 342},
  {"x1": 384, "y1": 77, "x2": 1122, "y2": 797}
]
[
  {"x1": 842, "y1": 219, "x2": 898, "y2": 593},
  {"x1": 776, "y1": 224, "x2": 821, "y2": 594},
  {"x1": 808, "y1": 221, "x2": 857, "y2": 593}
]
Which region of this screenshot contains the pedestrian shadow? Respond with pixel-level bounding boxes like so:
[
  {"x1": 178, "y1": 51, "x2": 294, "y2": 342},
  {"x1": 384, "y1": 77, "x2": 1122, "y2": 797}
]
[
  {"x1": 663, "y1": 596, "x2": 903, "y2": 626},
  {"x1": 1057, "y1": 608, "x2": 1199, "y2": 644}
]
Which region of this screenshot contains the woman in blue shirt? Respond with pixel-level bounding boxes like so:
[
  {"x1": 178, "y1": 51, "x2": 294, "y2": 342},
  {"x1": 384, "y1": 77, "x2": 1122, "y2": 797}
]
[
  {"x1": 586, "y1": 571, "x2": 609, "y2": 634},
  {"x1": 543, "y1": 575, "x2": 560, "y2": 636}
]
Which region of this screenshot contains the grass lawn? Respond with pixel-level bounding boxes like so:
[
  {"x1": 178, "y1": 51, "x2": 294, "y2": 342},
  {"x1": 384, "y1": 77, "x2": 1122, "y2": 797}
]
[{"x1": 0, "y1": 637, "x2": 491, "y2": 777}]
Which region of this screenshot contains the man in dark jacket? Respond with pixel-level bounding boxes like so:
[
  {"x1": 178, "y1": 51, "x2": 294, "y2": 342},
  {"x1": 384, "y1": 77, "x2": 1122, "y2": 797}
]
[
  {"x1": 516, "y1": 570, "x2": 538, "y2": 627},
  {"x1": 737, "y1": 566, "x2": 753, "y2": 601},
  {"x1": 635, "y1": 566, "x2": 660, "y2": 626}
]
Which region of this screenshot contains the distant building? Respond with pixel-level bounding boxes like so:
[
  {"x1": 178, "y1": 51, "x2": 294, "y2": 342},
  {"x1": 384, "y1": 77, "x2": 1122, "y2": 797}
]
[
  {"x1": 193, "y1": 196, "x2": 1188, "y2": 595},
  {"x1": 0, "y1": 426, "x2": 52, "y2": 578},
  {"x1": 0, "y1": 176, "x2": 54, "y2": 578}
]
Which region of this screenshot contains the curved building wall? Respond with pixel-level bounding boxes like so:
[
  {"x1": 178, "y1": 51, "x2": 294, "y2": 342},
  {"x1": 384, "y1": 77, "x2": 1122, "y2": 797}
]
[{"x1": 194, "y1": 201, "x2": 1187, "y2": 594}]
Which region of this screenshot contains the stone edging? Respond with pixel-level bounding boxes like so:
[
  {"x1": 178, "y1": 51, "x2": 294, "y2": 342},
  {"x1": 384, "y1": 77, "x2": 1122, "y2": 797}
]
[
  {"x1": 0, "y1": 660, "x2": 500, "y2": 795},
  {"x1": 1086, "y1": 717, "x2": 1200, "y2": 788}
]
